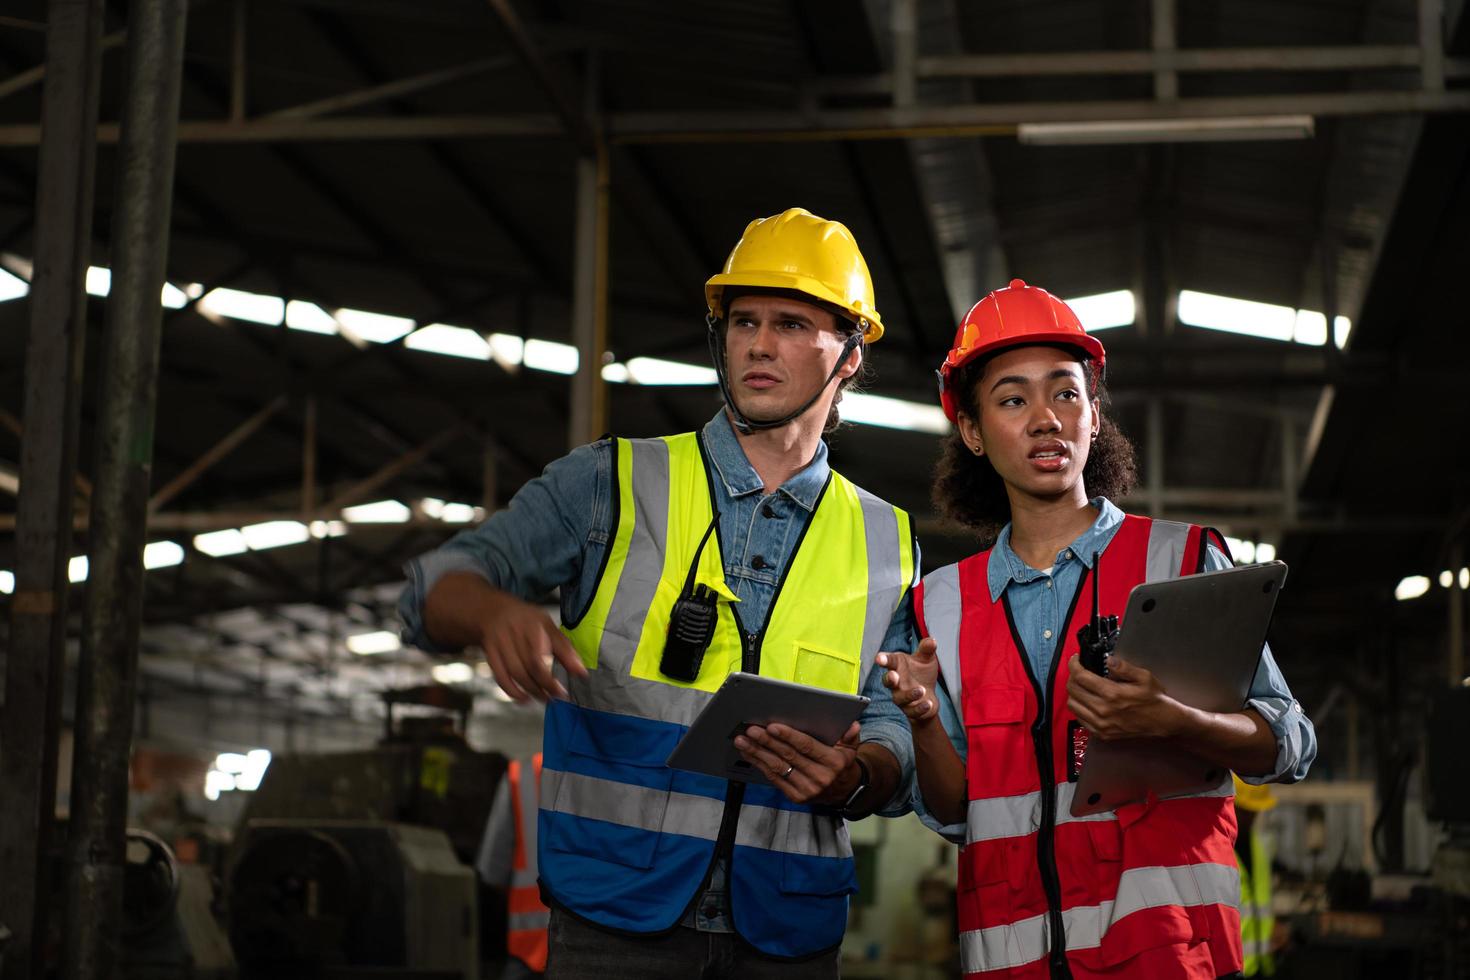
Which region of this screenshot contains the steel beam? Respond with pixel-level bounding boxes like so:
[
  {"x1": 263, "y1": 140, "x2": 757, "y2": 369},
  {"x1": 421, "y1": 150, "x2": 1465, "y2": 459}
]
[
  {"x1": 262, "y1": 56, "x2": 516, "y2": 121},
  {"x1": 484, "y1": 0, "x2": 598, "y2": 156},
  {"x1": 568, "y1": 148, "x2": 609, "y2": 447},
  {"x1": 318, "y1": 424, "x2": 467, "y2": 514},
  {"x1": 1152, "y1": 0, "x2": 1178, "y2": 100},
  {"x1": 0, "y1": 31, "x2": 123, "y2": 104},
  {"x1": 147, "y1": 394, "x2": 288, "y2": 511},
  {"x1": 1451, "y1": 543, "x2": 1465, "y2": 687},
  {"x1": 3, "y1": 89, "x2": 1469, "y2": 148},
  {"x1": 0, "y1": 3, "x2": 105, "y2": 976},
  {"x1": 1421, "y1": 0, "x2": 1445, "y2": 90},
  {"x1": 62, "y1": 3, "x2": 189, "y2": 977},
  {"x1": 229, "y1": 0, "x2": 246, "y2": 121},
  {"x1": 920, "y1": 46, "x2": 1429, "y2": 79}
]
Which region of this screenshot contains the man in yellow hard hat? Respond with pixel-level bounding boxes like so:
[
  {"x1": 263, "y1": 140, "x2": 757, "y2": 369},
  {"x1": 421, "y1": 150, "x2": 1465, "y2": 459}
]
[
  {"x1": 1235, "y1": 775, "x2": 1279, "y2": 977},
  {"x1": 400, "y1": 208, "x2": 920, "y2": 978}
]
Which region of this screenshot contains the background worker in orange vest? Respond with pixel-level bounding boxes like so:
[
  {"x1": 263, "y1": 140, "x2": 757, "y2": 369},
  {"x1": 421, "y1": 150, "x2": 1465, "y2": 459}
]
[
  {"x1": 477, "y1": 753, "x2": 550, "y2": 979},
  {"x1": 878, "y1": 280, "x2": 1316, "y2": 980}
]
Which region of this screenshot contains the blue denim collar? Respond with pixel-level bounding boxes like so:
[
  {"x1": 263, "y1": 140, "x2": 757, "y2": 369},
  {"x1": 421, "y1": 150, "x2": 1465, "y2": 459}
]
[
  {"x1": 700, "y1": 411, "x2": 830, "y2": 512},
  {"x1": 987, "y1": 496, "x2": 1126, "y2": 602}
]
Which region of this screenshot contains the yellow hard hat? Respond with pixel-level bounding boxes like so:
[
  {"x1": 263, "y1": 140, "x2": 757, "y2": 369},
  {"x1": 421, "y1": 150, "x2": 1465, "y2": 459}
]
[
  {"x1": 1233, "y1": 774, "x2": 1278, "y2": 812},
  {"x1": 705, "y1": 207, "x2": 884, "y2": 343}
]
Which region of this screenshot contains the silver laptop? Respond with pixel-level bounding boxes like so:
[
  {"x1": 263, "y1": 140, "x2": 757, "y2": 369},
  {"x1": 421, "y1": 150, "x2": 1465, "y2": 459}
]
[{"x1": 1070, "y1": 561, "x2": 1288, "y2": 816}]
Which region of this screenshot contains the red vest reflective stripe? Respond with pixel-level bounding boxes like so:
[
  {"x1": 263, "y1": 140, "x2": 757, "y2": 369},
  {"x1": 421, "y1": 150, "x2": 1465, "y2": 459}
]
[
  {"x1": 508, "y1": 754, "x2": 550, "y2": 973},
  {"x1": 918, "y1": 516, "x2": 1244, "y2": 980}
]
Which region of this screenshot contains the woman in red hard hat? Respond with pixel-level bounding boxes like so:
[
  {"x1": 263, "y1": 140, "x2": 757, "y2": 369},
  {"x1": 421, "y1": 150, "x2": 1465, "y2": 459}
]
[{"x1": 877, "y1": 280, "x2": 1316, "y2": 980}]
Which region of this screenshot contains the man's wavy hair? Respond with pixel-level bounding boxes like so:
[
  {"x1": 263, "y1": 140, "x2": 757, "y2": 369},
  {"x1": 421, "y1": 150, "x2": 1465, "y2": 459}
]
[{"x1": 933, "y1": 346, "x2": 1138, "y2": 548}]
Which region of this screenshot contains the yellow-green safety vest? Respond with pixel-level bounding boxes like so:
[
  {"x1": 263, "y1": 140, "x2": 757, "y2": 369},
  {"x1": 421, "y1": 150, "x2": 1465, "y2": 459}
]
[
  {"x1": 1240, "y1": 830, "x2": 1276, "y2": 977},
  {"x1": 538, "y1": 431, "x2": 915, "y2": 959}
]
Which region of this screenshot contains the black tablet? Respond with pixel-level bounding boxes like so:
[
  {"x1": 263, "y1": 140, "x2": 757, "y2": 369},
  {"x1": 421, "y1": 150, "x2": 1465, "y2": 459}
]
[{"x1": 664, "y1": 673, "x2": 870, "y2": 785}]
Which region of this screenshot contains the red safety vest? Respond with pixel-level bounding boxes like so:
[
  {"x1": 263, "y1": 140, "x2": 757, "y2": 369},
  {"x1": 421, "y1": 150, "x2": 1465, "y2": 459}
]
[
  {"x1": 507, "y1": 754, "x2": 550, "y2": 973},
  {"x1": 917, "y1": 515, "x2": 1243, "y2": 980}
]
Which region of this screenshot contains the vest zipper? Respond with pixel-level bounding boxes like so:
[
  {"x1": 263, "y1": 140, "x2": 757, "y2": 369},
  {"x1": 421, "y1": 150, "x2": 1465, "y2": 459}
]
[
  {"x1": 1002, "y1": 571, "x2": 1087, "y2": 980},
  {"x1": 708, "y1": 630, "x2": 763, "y2": 864}
]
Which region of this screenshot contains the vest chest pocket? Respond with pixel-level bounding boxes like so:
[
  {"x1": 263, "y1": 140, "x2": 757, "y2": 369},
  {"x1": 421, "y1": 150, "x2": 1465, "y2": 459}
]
[
  {"x1": 962, "y1": 685, "x2": 1028, "y2": 790},
  {"x1": 792, "y1": 642, "x2": 859, "y2": 693},
  {"x1": 544, "y1": 709, "x2": 676, "y2": 871}
]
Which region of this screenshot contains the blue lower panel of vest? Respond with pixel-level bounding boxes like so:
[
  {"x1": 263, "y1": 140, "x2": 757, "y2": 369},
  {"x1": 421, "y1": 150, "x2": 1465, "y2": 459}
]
[
  {"x1": 731, "y1": 844, "x2": 856, "y2": 958},
  {"x1": 544, "y1": 698, "x2": 839, "y2": 810},
  {"x1": 540, "y1": 810, "x2": 856, "y2": 958},
  {"x1": 541, "y1": 808, "x2": 716, "y2": 932}
]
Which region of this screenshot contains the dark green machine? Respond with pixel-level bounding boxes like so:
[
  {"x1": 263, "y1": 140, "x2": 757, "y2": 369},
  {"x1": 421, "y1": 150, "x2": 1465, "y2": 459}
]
[{"x1": 225, "y1": 685, "x2": 508, "y2": 979}]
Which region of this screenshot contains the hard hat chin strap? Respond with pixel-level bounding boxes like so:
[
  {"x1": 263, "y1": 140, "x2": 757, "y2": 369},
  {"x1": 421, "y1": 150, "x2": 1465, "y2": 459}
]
[{"x1": 706, "y1": 315, "x2": 863, "y2": 435}]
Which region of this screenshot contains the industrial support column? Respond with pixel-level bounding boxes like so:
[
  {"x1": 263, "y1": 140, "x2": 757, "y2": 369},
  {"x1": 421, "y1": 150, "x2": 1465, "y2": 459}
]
[
  {"x1": 0, "y1": 3, "x2": 105, "y2": 977},
  {"x1": 61, "y1": 1, "x2": 189, "y2": 978},
  {"x1": 569, "y1": 146, "x2": 610, "y2": 448}
]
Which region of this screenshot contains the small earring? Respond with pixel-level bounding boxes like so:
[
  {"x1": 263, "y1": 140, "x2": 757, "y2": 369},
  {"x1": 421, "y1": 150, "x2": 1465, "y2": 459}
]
[{"x1": 972, "y1": 444, "x2": 984, "y2": 456}]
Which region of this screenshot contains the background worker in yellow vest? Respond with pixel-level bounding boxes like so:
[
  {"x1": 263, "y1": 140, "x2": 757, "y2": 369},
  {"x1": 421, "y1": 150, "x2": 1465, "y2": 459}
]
[
  {"x1": 1234, "y1": 776, "x2": 1279, "y2": 977},
  {"x1": 477, "y1": 753, "x2": 550, "y2": 978},
  {"x1": 401, "y1": 208, "x2": 921, "y2": 979}
]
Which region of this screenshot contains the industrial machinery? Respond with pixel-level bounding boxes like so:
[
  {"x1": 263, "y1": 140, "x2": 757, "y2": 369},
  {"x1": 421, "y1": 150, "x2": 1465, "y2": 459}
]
[{"x1": 225, "y1": 684, "x2": 507, "y2": 979}]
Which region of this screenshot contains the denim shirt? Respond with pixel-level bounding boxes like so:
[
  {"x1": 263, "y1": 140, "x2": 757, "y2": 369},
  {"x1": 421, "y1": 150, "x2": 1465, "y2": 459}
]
[
  {"x1": 912, "y1": 497, "x2": 1317, "y2": 841},
  {"x1": 400, "y1": 410, "x2": 920, "y2": 929}
]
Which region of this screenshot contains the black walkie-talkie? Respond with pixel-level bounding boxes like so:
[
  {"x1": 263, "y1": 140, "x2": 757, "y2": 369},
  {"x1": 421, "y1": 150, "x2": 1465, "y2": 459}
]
[
  {"x1": 1075, "y1": 550, "x2": 1119, "y2": 677},
  {"x1": 659, "y1": 514, "x2": 721, "y2": 683}
]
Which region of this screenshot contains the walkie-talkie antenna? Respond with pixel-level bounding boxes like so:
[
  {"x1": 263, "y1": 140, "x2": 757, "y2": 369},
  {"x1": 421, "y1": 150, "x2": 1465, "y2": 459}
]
[{"x1": 1091, "y1": 549, "x2": 1101, "y2": 624}]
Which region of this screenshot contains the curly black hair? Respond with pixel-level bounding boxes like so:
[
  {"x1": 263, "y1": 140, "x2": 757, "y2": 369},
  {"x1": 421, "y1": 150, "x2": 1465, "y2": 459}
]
[{"x1": 933, "y1": 352, "x2": 1138, "y2": 548}]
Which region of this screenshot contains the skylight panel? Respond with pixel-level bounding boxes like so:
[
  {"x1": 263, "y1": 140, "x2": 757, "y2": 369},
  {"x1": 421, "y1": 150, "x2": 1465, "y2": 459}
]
[
  {"x1": 194, "y1": 528, "x2": 249, "y2": 557},
  {"x1": 842, "y1": 393, "x2": 950, "y2": 435},
  {"x1": 199, "y1": 287, "x2": 285, "y2": 326},
  {"x1": 285, "y1": 300, "x2": 339, "y2": 335},
  {"x1": 342, "y1": 499, "x2": 412, "y2": 523},
  {"x1": 347, "y1": 630, "x2": 401, "y2": 655},
  {"x1": 523, "y1": 339, "x2": 579, "y2": 375},
  {"x1": 624, "y1": 357, "x2": 718, "y2": 385},
  {"x1": 143, "y1": 540, "x2": 185, "y2": 569},
  {"x1": 1066, "y1": 289, "x2": 1136, "y2": 331},
  {"x1": 336, "y1": 307, "x2": 414, "y2": 344},
  {"x1": 488, "y1": 333, "x2": 525, "y2": 370},
  {"x1": 85, "y1": 266, "x2": 110, "y2": 297},
  {"x1": 405, "y1": 323, "x2": 491, "y2": 360},
  {"x1": 1178, "y1": 290, "x2": 1295, "y2": 342},
  {"x1": 0, "y1": 268, "x2": 29, "y2": 301},
  {"x1": 239, "y1": 520, "x2": 310, "y2": 550}
]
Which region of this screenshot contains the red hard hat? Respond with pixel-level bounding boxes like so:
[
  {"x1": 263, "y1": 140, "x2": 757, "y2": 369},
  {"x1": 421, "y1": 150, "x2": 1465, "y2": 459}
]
[{"x1": 937, "y1": 279, "x2": 1107, "y2": 422}]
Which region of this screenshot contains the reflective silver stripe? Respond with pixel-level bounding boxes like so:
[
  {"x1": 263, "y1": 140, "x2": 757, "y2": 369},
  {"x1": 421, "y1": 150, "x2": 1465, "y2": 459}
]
[
  {"x1": 563, "y1": 669, "x2": 715, "y2": 728},
  {"x1": 920, "y1": 563, "x2": 963, "y2": 708},
  {"x1": 1144, "y1": 519, "x2": 1192, "y2": 583},
  {"x1": 544, "y1": 766, "x2": 719, "y2": 838},
  {"x1": 853, "y1": 485, "x2": 905, "y2": 684},
  {"x1": 959, "y1": 862, "x2": 1240, "y2": 971},
  {"x1": 544, "y1": 768, "x2": 850, "y2": 859},
  {"x1": 960, "y1": 909, "x2": 1052, "y2": 972},
  {"x1": 1105, "y1": 861, "x2": 1240, "y2": 925},
  {"x1": 516, "y1": 759, "x2": 540, "y2": 878},
  {"x1": 735, "y1": 801, "x2": 852, "y2": 859},
  {"x1": 511, "y1": 868, "x2": 539, "y2": 887},
  {"x1": 966, "y1": 777, "x2": 1231, "y2": 847},
  {"x1": 598, "y1": 438, "x2": 671, "y2": 673},
  {"x1": 967, "y1": 782, "x2": 1115, "y2": 845},
  {"x1": 509, "y1": 910, "x2": 552, "y2": 931}
]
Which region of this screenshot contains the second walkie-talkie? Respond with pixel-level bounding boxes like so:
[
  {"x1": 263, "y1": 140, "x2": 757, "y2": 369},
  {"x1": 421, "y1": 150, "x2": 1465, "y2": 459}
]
[{"x1": 1075, "y1": 549, "x2": 1119, "y2": 677}]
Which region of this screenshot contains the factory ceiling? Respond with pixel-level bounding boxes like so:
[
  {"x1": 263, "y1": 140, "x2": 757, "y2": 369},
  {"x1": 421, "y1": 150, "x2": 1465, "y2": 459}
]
[{"x1": 0, "y1": 0, "x2": 1467, "y2": 747}]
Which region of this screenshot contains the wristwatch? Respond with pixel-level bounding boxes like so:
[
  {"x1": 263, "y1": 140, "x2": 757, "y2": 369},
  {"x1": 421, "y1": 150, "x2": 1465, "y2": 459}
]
[{"x1": 840, "y1": 755, "x2": 871, "y2": 816}]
